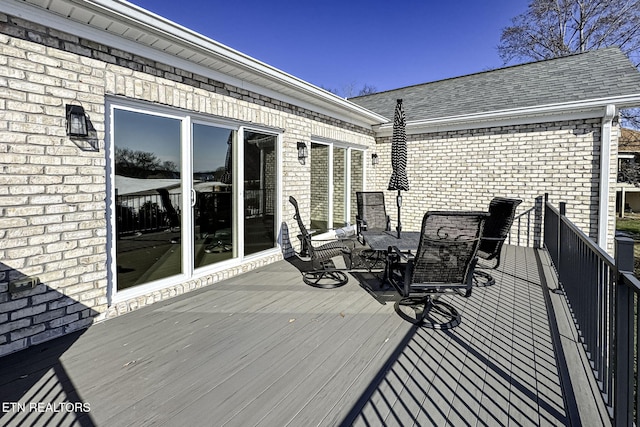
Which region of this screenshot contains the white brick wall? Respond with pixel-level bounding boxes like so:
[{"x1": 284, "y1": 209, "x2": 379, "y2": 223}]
[
  {"x1": 372, "y1": 119, "x2": 618, "y2": 249},
  {"x1": 0, "y1": 12, "x2": 620, "y2": 357},
  {"x1": 0, "y1": 19, "x2": 377, "y2": 356}
]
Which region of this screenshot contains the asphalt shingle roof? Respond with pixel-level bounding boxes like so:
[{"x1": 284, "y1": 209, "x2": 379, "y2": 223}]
[{"x1": 349, "y1": 47, "x2": 640, "y2": 122}]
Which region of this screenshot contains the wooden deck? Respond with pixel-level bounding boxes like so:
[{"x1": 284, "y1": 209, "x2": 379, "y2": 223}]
[{"x1": 0, "y1": 245, "x2": 603, "y2": 426}]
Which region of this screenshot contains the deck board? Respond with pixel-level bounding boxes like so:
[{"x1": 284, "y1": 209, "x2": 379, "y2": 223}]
[{"x1": 0, "y1": 246, "x2": 594, "y2": 426}]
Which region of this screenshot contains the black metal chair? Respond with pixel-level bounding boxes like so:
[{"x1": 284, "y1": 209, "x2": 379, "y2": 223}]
[
  {"x1": 289, "y1": 196, "x2": 355, "y2": 288},
  {"x1": 388, "y1": 211, "x2": 488, "y2": 329},
  {"x1": 474, "y1": 197, "x2": 522, "y2": 286},
  {"x1": 355, "y1": 191, "x2": 391, "y2": 269},
  {"x1": 356, "y1": 191, "x2": 391, "y2": 241}
]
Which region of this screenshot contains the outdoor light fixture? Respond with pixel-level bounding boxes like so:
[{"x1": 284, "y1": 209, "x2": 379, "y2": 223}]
[
  {"x1": 371, "y1": 153, "x2": 379, "y2": 166},
  {"x1": 66, "y1": 104, "x2": 88, "y2": 137},
  {"x1": 297, "y1": 141, "x2": 308, "y2": 164}
]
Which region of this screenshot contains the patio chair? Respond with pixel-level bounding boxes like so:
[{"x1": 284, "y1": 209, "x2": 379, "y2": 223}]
[
  {"x1": 388, "y1": 211, "x2": 488, "y2": 329},
  {"x1": 355, "y1": 191, "x2": 391, "y2": 240},
  {"x1": 289, "y1": 196, "x2": 355, "y2": 288},
  {"x1": 157, "y1": 188, "x2": 181, "y2": 231},
  {"x1": 356, "y1": 191, "x2": 391, "y2": 269},
  {"x1": 474, "y1": 197, "x2": 522, "y2": 286}
]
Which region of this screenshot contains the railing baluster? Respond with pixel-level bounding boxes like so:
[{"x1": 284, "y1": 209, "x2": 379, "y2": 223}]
[{"x1": 543, "y1": 195, "x2": 639, "y2": 426}]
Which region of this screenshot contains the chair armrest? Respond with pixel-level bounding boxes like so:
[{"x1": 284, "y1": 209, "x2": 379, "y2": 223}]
[
  {"x1": 480, "y1": 236, "x2": 506, "y2": 242},
  {"x1": 309, "y1": 237, "x2": 355, "y2": 250}
]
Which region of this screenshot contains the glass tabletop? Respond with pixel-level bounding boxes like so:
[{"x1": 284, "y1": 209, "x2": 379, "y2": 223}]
[{"x1": 360, "y1": 230, "x2": 420, "y2": 252}]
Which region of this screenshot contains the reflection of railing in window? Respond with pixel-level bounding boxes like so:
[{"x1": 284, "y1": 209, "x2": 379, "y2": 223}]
[
  {"x1": 117, "y1": 188, "x2": 276, "y2": 236},
  {"x1": 196, "y1": 190, "x2": 232, "y2": 237},
  {"x1": 116, "y1": 192, "x2": 181, "y2": 236},
  {"x1": 244, "y1": 189, "x2": 275, "y2": 217}
]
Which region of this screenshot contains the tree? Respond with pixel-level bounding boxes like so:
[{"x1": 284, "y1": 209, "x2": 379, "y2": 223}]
[
  {"x1": 115, "y1": 147, "x2": 179, "y2": 178},
  {"x1": 499, "y1": 0, "x2": 640, "y2": 65},
  {"x1": 499, "y1": 0, "x2": 640, "y2": 127},
  {"x1": 319, "y1": 82, "x2": 378, "y2": 98}
]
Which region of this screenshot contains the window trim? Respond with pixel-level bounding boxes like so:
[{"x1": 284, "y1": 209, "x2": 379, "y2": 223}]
[
  {"x1": 105, "y1": 97, "x2": 282, "y2": 305},
  {"x1": 309, "y1": 138, "x2": 365, "y2": 234}
]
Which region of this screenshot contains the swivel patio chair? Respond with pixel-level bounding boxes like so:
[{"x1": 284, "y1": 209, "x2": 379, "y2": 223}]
[
  {"x1": 355, "y1": 191, "x2": 391, "y2": 241},
  {"x1": 289, "y1": 196, "x2": 355, "y2": 288},
  {"x1": 474, "y1": 197, "x2": 522, "y2": 286},
  {"x1": 388, "y1": 211, "x2": 488, "y2": 329},
  {"x1": 356, "y1": 191, "x2": 391, "y2": 269}
]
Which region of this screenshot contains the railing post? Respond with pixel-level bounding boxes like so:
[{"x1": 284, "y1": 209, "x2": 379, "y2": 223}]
[
  {"x1": 557, "y1": 202, "x2": 566, "y2": 286},
  {"x1": 614, "y1": 236, "x2": 634, "y2": 426},
  {"x1": 534, "y1": 196, "x2": 542, "y2": 248}
]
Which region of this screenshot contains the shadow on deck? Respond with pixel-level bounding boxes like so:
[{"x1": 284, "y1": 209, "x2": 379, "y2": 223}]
[{"x1": 0, "y1": 245, "x2": 598, "y2": 426}]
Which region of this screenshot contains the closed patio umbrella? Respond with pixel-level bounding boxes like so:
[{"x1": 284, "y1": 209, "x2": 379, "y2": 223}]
[
  {"x1": 220, "y1": 132, "x2": 233, "y2": 185},
  {"x1": 388, "y1": 99, "x2": 409, "y2": 238}
]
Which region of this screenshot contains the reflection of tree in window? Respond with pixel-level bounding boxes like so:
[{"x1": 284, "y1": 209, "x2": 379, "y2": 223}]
[
  {"x1": 113, "y1": 109, "x2": 182, "y2": 290},
  {"x1": 115, "y1": 147, "x2": 179, "y2": 179}
]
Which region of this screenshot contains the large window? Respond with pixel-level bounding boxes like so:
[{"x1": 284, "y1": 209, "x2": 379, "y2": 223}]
[
  {"x1": 244, "y1": 131, "x2": 277, "y2": 255},
  {"x1": 109, "y1": 101, "x2": 280, "y2": 294},
  {"x1": 310, "y1": 141, "x2": 364, "y2": 232},
  {"x1": 113, "y1": 109, "x2": 183, "y2": 290},
  {"x1": 193, "y1": 123, "x2": 236, "y2": 269}
]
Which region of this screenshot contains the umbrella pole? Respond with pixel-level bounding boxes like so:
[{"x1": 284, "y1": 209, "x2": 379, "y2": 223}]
[{"x1": 396, "y1": 190, "x2": 402, "y2": 239}]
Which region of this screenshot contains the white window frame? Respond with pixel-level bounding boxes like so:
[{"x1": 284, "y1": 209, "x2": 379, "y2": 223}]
[
  {"x1": 105, "y1": 98, "x2": 282, "y2": 304},
  {"x1": 310, "y1": 137, "x2": 366, "y2": 235}
]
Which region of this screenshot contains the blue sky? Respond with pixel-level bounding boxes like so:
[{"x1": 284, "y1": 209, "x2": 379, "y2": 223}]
[{"x1": 128, "y1": 0, "x2": 531, "y2": 95}]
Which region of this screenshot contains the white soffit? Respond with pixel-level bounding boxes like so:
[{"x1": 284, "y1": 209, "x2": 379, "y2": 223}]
[{"x1": 4, "y1": 0, "x2": 389, "y2": 127}]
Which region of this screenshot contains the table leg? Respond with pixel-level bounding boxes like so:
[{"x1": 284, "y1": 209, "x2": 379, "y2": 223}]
[{"x1": 380, "y1": 248, "x2": 392, "y2": 290}]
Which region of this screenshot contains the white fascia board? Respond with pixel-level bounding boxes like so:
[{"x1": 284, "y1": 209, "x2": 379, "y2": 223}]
[
  {"x1": 373, "y1": 94, "x2": 640, "y2": 137},
  {"x1": 3, "y1": 0, "x2": 388, "y2": 128}
]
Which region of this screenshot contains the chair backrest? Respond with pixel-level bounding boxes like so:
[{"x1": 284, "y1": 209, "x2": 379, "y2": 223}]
[
  {"x1": 411, "y1": 211, "x2": 487, "y2": 287},
  {"x1": 356, "y1": 192, "x2": 389, "y2": 232},
  {"x1": 289, "y1": 196, "x2": 312, "y2": 243},
  {"x1": 477, "y1": 197, "x2": 523, "y2": 260},
  {"x1": 157, "y1": 188, "x2": 180, "y2": 228}
]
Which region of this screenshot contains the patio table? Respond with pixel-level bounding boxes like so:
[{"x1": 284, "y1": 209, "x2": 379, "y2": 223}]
[{"x1": 360, "y1": 230, "x2": 420, "y2": 285}]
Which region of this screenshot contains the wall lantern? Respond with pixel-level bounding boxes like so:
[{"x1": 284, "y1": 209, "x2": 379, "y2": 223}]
[
  {"x1": 66, "y1": 104, "x2": 88, "y2": 137},
  {"x1": 371, "y1": 153, "x2": 379, "y2": 166},
  {"x1": 297, "y1": 141, "x2": 308, "y2": 164}
]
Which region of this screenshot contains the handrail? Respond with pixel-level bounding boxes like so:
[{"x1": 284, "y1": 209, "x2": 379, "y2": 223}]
[{"x1": 544, "y1": 193, "x2": 639, "y2": 426}]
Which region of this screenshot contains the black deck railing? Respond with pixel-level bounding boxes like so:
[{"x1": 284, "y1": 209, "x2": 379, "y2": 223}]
[{"x1": 544, "y1": 194, "x2": 640, "y2": 426}]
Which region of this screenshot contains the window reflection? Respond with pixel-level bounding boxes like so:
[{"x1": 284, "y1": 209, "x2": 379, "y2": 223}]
[
  {"x1": 244, "y1": 131, "x2": 277, "y2": 255},
  {"x1": 193, "y1": 124, "x2": 235, "y2": 268},
  {"x1": 310, "y1": 143, "x2": 329, "y2": 231},
  {"x1": 350, "y1": 150, "x2": 363, "y2": 225},
  {"x1": 114, "y1": 109, "x2": 182, "y2": 290}
]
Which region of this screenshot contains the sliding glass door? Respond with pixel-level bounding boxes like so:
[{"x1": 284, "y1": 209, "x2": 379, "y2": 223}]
[
  {"x1": 109, "y1": 101, "x2": 280, "y2": 293},
  {"x1": 244, "y1": 131, "x2": 278, "y2": 256},
  {"x1": 113, "y1": 109, "x2": 183, "y2": 290},
  {"x1": 192, "y1": 123, "x2": 236, "y2": 269},
  {"x1": 310, "y1": 143, "x2": 330, "y2": 231},
  {"x1": 310, "y1": 142, "x2": 364, "y2": 233}
]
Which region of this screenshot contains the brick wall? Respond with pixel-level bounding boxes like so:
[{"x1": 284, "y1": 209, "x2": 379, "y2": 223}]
[
  {"x1": 0, "y1": 11, "x2": 619, "y2": 357},
  {"x1": 0, "y1": 14, "x2": 376, "y2": 356},
  {"x1": 372, "y1": 119, "x2": 618, "y2": 249}
]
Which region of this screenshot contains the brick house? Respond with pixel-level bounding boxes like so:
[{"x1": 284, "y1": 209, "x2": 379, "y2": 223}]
[
  {"x1": 616, "y1": 127, "x2": 640, "y2": 215},
  {"x1": 1, "y1": 0, "x2": 640, "y2": 356}
]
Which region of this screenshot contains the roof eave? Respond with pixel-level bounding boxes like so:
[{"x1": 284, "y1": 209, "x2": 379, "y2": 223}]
[
  {"x1": 373, "y1": 95, "x2": 640, "y2": 137},
  {"x1": 3, "y1": 0, "x2": 388, "y2": 127}
]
